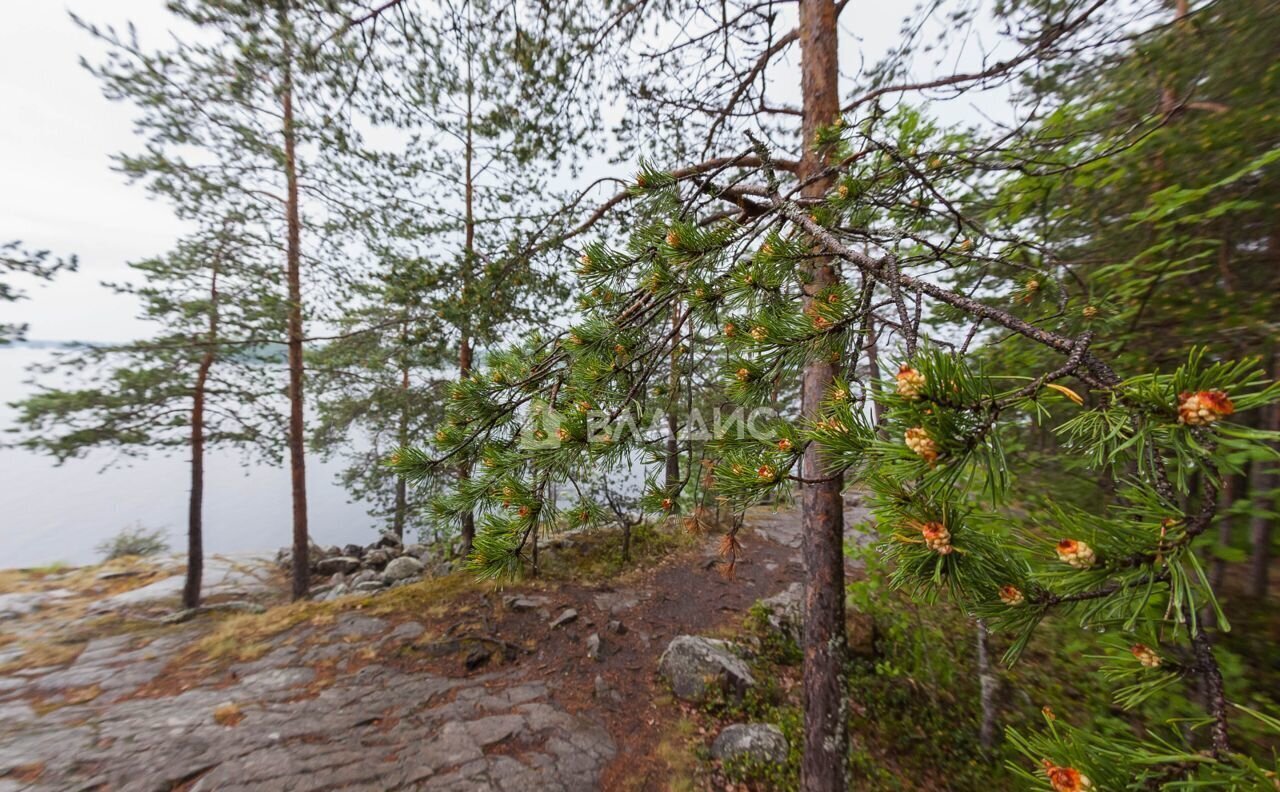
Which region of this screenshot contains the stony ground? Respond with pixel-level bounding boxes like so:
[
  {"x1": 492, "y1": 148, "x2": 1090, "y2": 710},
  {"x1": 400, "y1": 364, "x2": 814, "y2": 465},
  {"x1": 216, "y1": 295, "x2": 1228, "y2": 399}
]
[{"x1": 0, "y1": 498, "x2": 870, "y2": 791}]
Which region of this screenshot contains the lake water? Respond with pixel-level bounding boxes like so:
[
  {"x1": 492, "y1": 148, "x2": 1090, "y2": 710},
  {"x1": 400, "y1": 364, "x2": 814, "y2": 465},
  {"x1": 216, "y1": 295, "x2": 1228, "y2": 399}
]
[{"x1": 0, "y1": 346, "x2": 379, "y2": 568}]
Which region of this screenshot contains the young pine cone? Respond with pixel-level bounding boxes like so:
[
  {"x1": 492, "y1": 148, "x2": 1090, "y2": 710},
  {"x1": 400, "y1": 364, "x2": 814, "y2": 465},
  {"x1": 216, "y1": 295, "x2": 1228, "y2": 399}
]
[
  {"x1": 1042, "y1": 761, "x2": 1093, "y2": 792},
  {"x1": 905, "y1": 427, "x2": 939, "y2": 465},
  {"x1": 1130, "y1": 643, "x2": 1162, "y2": 668},
  {"x1": 920, "y1": 521, "x2": 953, "y2": 554},
  {"x1": 1055, "y1": 539, "x2": 1096, "y2": 569},
  {"x1": 895, "y1": 364, "x2": 926, "y2": 400},
  {"x1": 998, "y1": 585, "x2": 1025, "y2": 606},
  {"x1": 1177, "y1": 390, "x2": 1234, "y2": 426}
]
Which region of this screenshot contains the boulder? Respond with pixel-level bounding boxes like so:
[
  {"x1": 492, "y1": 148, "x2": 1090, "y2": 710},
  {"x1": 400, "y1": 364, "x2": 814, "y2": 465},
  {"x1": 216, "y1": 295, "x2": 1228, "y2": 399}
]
[
  {"x1": 710, "y1": 723, "x2": 788, "y2": 764},
  {"x1": 376, "y1": 530, "x2": 403, "y2": 549},
  {"x1": 341, "y1": 544, "x2": 366, "y2": 559},
  {"x1": 315, "y1": 556, "x2": 361, "y2": 576},
  {"x1": 382, "y1": 556, "x2": 424, "y2": 583},
  {"x1": 658, "y1": 636, "x2": 755, "y2": 702},
  {"x1": 404, "y1": 543, "x2": 428, "y2": 557},
  {"x1": 352, "y1": 569, "x2": 378, "y2": 586},
  {"x1": 354, "y1": 580, "x2": 385, "y2": 593},
  {"x1": 757, "y1": 583, "x2": 803, "y2": 642},
  {"x1": 364, "y1": 548, "x2": 394, "y2": 569}
]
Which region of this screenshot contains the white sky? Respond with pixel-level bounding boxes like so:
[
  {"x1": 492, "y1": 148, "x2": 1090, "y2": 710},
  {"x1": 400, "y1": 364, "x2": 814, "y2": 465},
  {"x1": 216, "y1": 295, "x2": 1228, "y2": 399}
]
[{"x1": 1, "y1": 1, "x2": 1010, "y2": 343}]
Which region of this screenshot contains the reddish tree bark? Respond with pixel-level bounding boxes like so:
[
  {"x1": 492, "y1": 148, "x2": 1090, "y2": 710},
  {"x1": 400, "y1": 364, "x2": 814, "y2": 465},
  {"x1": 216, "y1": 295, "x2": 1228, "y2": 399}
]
[
  {"x1": 184, "y1": 260, "x2": 219, "y2": 610},
  {"x1": 281, "y1": 7, "x2": 310, "y2": 601},
  {"x1": 797, "y1": 0, "x2": 847, "y2": 787}
]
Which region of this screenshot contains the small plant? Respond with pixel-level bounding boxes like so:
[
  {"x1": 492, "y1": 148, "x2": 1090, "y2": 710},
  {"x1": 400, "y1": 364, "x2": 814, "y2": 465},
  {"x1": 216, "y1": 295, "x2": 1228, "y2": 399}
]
[{"x1": 96, "y1": 524, "x2": 170, "y2": 561}]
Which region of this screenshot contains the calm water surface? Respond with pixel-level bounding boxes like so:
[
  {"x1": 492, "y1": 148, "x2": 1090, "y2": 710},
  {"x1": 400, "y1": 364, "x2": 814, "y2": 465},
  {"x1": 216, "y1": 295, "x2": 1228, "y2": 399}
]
[{"x1": 1, "y1": 345, "x2": 380, "y2": 568}]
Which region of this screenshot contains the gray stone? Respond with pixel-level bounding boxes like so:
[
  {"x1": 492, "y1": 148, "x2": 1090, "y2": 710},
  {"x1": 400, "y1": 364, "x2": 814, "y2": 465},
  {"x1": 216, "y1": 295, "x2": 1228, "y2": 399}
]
[
  {"x1": 757, "y1": 582, "x2": 803, "y2": 641},
  {"x1": 354, "y1": 580, "x2": 385, "y2": 593},
  {"x1": 549, "y1": 608, "x2": 578, "y2": 628},
  {"x1": 377, "y1": 530, "x2": 403, "y2": 549},
  {"x1": 505, "y1": 594, "x2": 550, "y2": 612},
  {"x1": 333, "y1": 614, "x2": 389, "y2": 638},
  {"x1": 322, "y1": 583, "x2": 350, "y2": 600},
  {"x1": 606, "y1": 619, "x2": 627, "y2": 635},
  {"x1": 0, "y1": 589, "x2": 74, "y2": 620},
  {"x1": 364, "y1": 548, "x2": 394, "y2": 568},
  {"x1": 404, "y1": 543, "x2": 428, "y2": 557},
  {"x1": 710, "y1": 723, "x2": 788, "y2": 764},
  {"x1": 316, "y1": 556, "x2": 361, "y2": 575},
  {"x1": 382, "y1": 556, "x2": 424, "y2": 583},
  {"x1": 586, "y1": 633, "x2": 602, "y2": 661},
  {"x1": 658, "y1": 635, "x2": 755, "y2": 702}
]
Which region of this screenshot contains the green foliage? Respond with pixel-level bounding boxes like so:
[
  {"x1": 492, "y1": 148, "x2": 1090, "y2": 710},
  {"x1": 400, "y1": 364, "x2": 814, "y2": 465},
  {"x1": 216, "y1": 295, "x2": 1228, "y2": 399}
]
[{"x1": 96, "y1": 524, "x2": 170, "y2": 561}]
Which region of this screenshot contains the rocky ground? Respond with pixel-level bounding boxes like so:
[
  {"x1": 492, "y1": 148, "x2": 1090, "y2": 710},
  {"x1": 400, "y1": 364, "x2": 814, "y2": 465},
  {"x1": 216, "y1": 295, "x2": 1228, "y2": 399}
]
[{"x1": 0, "y1": 497, "x2": 871, "y2": 791}]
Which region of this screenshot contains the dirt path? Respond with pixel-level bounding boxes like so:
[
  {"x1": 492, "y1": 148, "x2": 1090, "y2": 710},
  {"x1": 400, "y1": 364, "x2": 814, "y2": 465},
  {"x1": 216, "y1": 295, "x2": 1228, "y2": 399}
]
[{"x1": 0, "y1": 500, "x2": 868, "y2": 791}]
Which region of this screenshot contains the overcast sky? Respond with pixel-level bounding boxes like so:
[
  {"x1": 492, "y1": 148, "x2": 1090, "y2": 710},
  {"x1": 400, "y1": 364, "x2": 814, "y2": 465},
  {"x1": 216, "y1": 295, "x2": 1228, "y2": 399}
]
[{"x1": 1, "y1": 2, "x2": 1008, "y2": 344}]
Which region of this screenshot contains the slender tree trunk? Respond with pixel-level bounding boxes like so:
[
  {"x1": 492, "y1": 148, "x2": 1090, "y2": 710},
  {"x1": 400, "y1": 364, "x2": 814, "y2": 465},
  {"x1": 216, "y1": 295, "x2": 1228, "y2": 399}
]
[
  {"x1": 185, "y1": 262, "x2": 220, "y2": 610},
  {"x1": 665, "y1": 307, "x2": 681, "y2": 499},
  {"x1": 280, "y1": 8, "x2": 310, "y2": 601},
  {"x1": 394, "y1": 331, "x2": 409, "y2": 539},
  {"x1": 1248, "y1": 348, "x2": 1278, "y2": 599},
  {"x1": 456, "y1": 48, "x2": 477, "y2": 559},
  {"x1": 797, "y1": 0, "x2": 847, "y2": 788},
  {"x1": 976, "y1": 619, "x2": 999, "y2": 751}
]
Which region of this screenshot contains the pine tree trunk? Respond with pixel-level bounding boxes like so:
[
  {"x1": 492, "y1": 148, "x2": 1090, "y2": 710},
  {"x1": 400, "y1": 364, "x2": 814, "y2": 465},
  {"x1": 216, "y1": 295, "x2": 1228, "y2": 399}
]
[
  {"x1": 1248, "y1": 348, "x2": 1278, "y2": 599},
  {"x1": 665, "y1": 309, "x2": 681, "y2": 499},
  {"x1": 394, "y1": 340, "x2": 409, "y2": 540},
  {"x1": 457, "y1": 51, "x2": 477, "y2": 559},
  {"x1": 280, "y1": 8, "x2": 310, "y2": 601},
  {"x1": 797, "y1": 0, "x2": 847, "y2": 788},
  {"x1": 976, "y1": 619, "x2": 999, "y2": 751},
  {"x1": 184, "y1": 263, "x2": 219, "y2": 610}
]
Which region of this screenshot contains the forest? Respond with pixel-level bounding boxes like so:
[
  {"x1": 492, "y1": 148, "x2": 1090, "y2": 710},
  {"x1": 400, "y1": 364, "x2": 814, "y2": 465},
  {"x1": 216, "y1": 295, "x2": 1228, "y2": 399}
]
[{"x1": 1, "y1": 0, "x2": 1278, "y2": 790}]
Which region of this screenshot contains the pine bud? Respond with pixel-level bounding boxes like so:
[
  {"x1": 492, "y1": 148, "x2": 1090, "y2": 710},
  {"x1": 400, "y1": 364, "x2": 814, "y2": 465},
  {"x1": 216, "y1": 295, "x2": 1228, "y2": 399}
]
[
  {"x1": 776, "y1": 438, "x2": 792, "y2": 452},
  {"x1": 661, "y1": 498, "x2": 673, "y2": 511},
  {"x1": 1082, "y1": 305, "x2": 1098, "y2": 319},
  {"x1": 578, "y1": 253, "x2": 592, "y2": 274},
  {"x1": 577, "y1": 400, "x2": 592, "y2": 413},
  {"x1": 1177, "y1": 390, "x2": 1234, "y2": 426},
  {"x1": 724, "y1": 322, "x2": 737, "y2": 338},
  {"x1": 518, "y1": 504, "x2": 531, "y2": 518},
  {"x1": 999, "y1": 585, "x2": 1025, "y2": 606},
  {"x1": 837, "y1": 183, "x2": 849, "y2": 199},
  {"x1": 556, "y1": 427, "x2": 570, "y2": 442},
  {"x1": 736, "y1": 367, "x2": 752, "y2": 382},
  {"x1": 895, "y1": 365, "x2": 926, "y2": 400},
  {"x1": 1042, "y1": 761, "x2": 1093, "y2": 792},
  {"x1": 920, "y1": 521, "x2": 953, "y2": 554},
  {"x1": 750, "y1": 326, "x2": 768, "y2": 342},
  {"x1": 757, "y1": 464, "x2": 777, "y2": 482},
  {"x1": 665, "y1": 229, "x2": 679, "y2": 247},
  {"x1": 1130, "y1": 643, "x2": 1162, "y2": 668},
  {"x1": 905, "y1": 427, "x2": 939, "y2": 465},
  {"x1": 435, "y1": 429, "x2": 447, "y2": 443},
  {"x1": 1056, "y1": 539, "x2": 1096, "y2": 569}
]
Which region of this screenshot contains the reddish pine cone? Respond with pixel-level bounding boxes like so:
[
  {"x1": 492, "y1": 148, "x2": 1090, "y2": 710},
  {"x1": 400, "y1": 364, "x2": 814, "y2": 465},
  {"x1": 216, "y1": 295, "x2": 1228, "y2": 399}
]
[
  {"x1": 895, "y1": 365, "x2": 926, "y2": 400},
  {"x1": 1131, "y1": 643, "x2": 1162, "y2": 668},
  {"x1": 905, "y1": 427, "x2": 939, "y2": 465},
  {"x1": 1042, "y1": 761, "x2": 1092, "y2": 792},
  {"x1": 1177, "y1": 390, "x2": 1234, "y2": 426},
  {"x1": 776, "y1": 438, "x2": 793, "y2": 452},
  {"x1": 920, "y1": 521, "x2": 953, "y2": 554},
  {"x1": 999, "y1": 585, "x2": 1025, "y2": 606},
  {"x1": 724, "y1": 322, "x2": 737, "y2": 338},
  {"x1": 1056, "y1": 539, "x2": 1096, "y2": 569},
  {"x1": 756, "y1": 464, "x2": 777, "y2": 482}
]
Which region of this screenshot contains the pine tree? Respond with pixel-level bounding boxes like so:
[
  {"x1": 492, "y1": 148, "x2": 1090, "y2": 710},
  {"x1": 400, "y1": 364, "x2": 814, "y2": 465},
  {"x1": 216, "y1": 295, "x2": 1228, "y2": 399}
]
[
  {"x1": 12, "y1": 221, "x2": 281, "y2": 609},
  {"x1": 392, "y1": 1, "x2": 1280, "y2": 787},
  {"x1": 74, "y1": 0, "x2": 404, "y2": 599}
]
